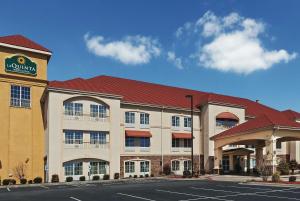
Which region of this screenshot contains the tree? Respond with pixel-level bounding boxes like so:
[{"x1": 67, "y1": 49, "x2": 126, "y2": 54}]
[
  {"x1": 289, "y1": 160, "x2": 298, "y2": 175},
  {"x1": 13, "y1": 162, "x2": 27, "y2": 181}
]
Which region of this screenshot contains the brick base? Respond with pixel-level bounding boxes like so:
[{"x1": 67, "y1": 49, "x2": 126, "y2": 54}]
[{"x1": 120, "y1": 155, "x2": 203, "y2": 178}]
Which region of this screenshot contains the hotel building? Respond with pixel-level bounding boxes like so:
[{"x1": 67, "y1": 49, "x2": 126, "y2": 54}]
[{"x1": 0, "y1": 35, "x2": 300, "y2": 182}]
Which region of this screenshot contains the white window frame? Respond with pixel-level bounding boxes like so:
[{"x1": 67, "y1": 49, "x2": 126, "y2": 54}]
[
  {"x1": 171, "y1": 116, "x2": 180, "y2": 129},
  {"x1": 140, "y1": 113, "x2": 150, "y2": 128},
  {"x1": 171, "y1": 160, "x2": 180, "y2": 171},
  {"x1": 125, "y1": 161, "x2": 135, "y2": 173},
  {"x1": 10, "y1": 85, "x2": 31, "y2": 108},
  {"x1": 125, "y1": 112, "x2": 135, "y2": 127}
]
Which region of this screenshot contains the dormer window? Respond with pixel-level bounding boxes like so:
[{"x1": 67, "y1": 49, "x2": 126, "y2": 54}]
[{"x1": 216, "y1": 112, "x2": 239, "y2": 129}]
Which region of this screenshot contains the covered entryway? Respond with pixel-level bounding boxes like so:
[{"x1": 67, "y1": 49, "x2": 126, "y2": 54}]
[{"x1": 211, "y1": 114, "x2": 300, "y2": 175}]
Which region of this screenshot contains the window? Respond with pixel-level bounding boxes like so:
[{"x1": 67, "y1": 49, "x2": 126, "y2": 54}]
[
  {"x1": 140, "y1": 161, "x2": 150, "y2": 172},
  {"x1": 90, "y1": 161, "x2": 107, "y2": 174},
  {"x1": 65, "y1": 131, "x2": 83, "y2": 144},
  {"x1": 184, "y1": 117, "x2": 191, "y2": 128},
  {"x1": 245, "y1": 145, "x2": 255, "y2": 148},
  {"x1": 172, "y1": 138, "x2": 180, "y2": 147},
  {"x1": 171, "y1": 160, "x2": 180, "y2": 171},
  {"x1": 125, "y1": 112, "x2": 135, "y2": 124},
  {"x1": 140, "y1": 113, "x2": 149, "y2": 125},
  {"x1": 276, "y1": 141, "x2": 282, "y2": 149},
  {"x1": 64, "y1": 162, "x2": 83, "y2": 176},
  {"x1": 90, "y1": 104, "x2": 107, "y2": 118},
  {"x1": 64, "y1": 102, "x2": 83, "y2": 116},
  {"x1": 90, "y1": 132, "x2": 106, "y2": 144},
  {"x1": 10, "y1": 85, "x2": 30, "y2": 108},
  {"x1": 172, "y1": 116, "x2": 180, "y2": 127},
  {"x1": 216, "y1": 119, "x2": 238, "y2": 128},
  {"x1": 140, "y1": 137, "x2": 150, "y2": 147},
  {"x1": 125, "y1": 137, "x2": 135, "y2": 147},
  {"x1": 184, "y1": 160, "x2": 192, "y2": 171},
  {"x1": 125, "y1": 161, "x2": 135, "y2": 173},
  {"x1": 183, "y1": 139, "x2": 192, "y2": 148}
]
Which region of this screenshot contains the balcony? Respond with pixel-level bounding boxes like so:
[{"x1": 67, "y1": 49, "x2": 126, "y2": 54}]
[
  {"x1": 62, "y1": 113, "x2": 110, "y2": 131},
  {"x1": 63, "y1": 142, "x2": 110, "y2": 162}
]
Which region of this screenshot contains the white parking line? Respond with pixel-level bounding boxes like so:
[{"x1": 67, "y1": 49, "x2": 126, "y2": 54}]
[
  {"x1": 6, "y1": 187, "x2": 10, "y2": 192},
  {"x1": 216, "y1": 184, "x2": 273, "y2": 191},
  {"x1": 40, "y1": 185, "x2": 49, "y2": 189},
  {"x1": 117, "y1": 193, "x2": 156, "y2": 201},
  {"x1": 191, "y1": 187, "x2": 238, "y2": 194},
  {"x1": 69, "y1": 197, "x2": 82, "y2": 201},
  {"x1": 155, "y1": 189, "x2": 233, "y2": 201}
]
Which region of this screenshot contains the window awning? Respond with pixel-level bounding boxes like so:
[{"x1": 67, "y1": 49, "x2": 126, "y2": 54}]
[
  {"x1": 125, "y1": 130, "x2": 152, "y2": 138},
  {"x1": 172, "y1": 133, "x2": 192, "y2": 139},
  {"x1": 216, "y1": 112, "x2": 239, "y2": 121}
]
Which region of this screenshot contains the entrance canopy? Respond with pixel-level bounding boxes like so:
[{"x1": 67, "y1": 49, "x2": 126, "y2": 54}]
[{"x1": 223, "y1": 148, "x2": 254, "y2": 156}]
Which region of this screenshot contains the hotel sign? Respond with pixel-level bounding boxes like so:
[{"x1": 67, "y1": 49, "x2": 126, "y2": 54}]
[{"x1": 5, "y1": 55, "x2": 37, "y2": 76}]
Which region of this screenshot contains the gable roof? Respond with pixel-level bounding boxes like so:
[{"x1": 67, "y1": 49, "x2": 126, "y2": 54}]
[
  {"x1": 0, "y1": 35, "x2": 51, "y2": 55},
  {"x1": 282, "y1": 110, "x2": 300, "y2": 121},
  {"x1": 49, "y1": 75, "x2": 300, "y2": 136}
]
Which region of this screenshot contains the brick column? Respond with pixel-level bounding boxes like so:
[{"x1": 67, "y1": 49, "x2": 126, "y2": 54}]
[{"x1": 214, "y1": 147, "x2": 222, "y2": 174}]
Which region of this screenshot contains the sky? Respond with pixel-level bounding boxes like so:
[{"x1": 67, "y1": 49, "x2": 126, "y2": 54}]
[{"x1": 0, "y1": 0, "x2": 299, "y2": 111}]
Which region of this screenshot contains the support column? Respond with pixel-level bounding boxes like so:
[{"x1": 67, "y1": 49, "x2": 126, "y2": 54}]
[
  {"x1": 247, "y1": 153, "x2": 251, "y2": 173},
  {"x1": 266, "y1": 137, "x2": 277, "y2": 174},
  {"x1": 229, "y1": 154, "x2": 234, "y2": 172},
  {"x1": 214, "y1": 147, "x2": 222, "y2": 174},
  {"x1": 255, "y1": 146, "x2": 263, "y2": 170}
]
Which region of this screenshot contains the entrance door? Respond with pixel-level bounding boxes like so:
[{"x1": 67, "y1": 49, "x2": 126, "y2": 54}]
[{"x1": 222, "y1": 156, "x2": 229, "y2": 173}]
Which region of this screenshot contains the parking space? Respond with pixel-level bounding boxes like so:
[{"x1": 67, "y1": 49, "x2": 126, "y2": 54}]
[{"x1": 0, "y1": 180, "x2": 299, "y2": 201}]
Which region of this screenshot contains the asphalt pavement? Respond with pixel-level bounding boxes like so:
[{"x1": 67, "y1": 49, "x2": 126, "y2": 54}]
[{"x1": 0, "y1": 179, "x2": 299, "y2": 201}]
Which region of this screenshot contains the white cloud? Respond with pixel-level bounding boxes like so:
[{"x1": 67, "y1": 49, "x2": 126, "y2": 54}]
[
  {"x1": 175, "y1": 11, "x2": 297, "y2": 74},
  {"x1": 84, "y1": 33, "x2": 161, "y2": 65},
  {"x1": 167, "y1": 51, "x2": 183, "y2": 69}
]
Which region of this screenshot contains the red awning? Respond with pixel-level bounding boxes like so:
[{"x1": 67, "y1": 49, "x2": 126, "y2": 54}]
[
  {"x1": 125, "y1": 130, "x2": 152, "y2": 138},
  {"x1": 216, "y1": 112, "x2": 239, "y2": 121},
  {"x1": 172, "y1": 133, "x2": 192, "y2": 139}
]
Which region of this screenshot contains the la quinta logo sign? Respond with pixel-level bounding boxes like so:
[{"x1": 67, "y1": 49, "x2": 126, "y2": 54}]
[{"x1": 5, "y1": 55, "x2": 37, "y2": 76}]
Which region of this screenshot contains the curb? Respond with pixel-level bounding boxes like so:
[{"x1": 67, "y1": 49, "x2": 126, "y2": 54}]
[{"x1": 241, "y1": 182, "x2": 300, "y2": 188}]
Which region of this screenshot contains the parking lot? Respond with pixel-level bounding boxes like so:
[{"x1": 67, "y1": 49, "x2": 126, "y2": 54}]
[{"x1": 0, "y1": 179, "x2": 299, "y2": 201}]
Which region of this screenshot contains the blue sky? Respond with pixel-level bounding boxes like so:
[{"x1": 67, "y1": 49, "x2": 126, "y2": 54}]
[{"x1": 1, "y1": 0, "x2": 299, "y2": 111}]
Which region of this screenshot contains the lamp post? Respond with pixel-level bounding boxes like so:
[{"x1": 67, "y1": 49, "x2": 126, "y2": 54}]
[{"x1": 185, "y1": 95, "x2": 194, "y2": 175}]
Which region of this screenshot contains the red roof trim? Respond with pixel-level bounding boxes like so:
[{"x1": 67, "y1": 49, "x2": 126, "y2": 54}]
[
  {"x1": 216, "y1": 112, "x2": 239, "y2": 121},
  {"x1": 125, "y1": 130, "x2": 152, "y2": 138},
  {"x1": 172, "y1": 133, "x2": 192, "y2": 139}
]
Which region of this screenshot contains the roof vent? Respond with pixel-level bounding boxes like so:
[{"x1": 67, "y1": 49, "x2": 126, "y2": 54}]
[{"x1": 256, "y1": 100, "x2": 260, "y2": 103}]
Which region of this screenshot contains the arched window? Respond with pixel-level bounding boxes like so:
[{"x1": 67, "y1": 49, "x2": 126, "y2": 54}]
[{"x1": 216, "y1": 112, "x2": 239, "y2": 128}]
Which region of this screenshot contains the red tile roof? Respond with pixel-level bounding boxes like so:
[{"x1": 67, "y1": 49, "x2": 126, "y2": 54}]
[
  {"x1": 0, "y1": 35, "x2": 51, "y2": 53},
  {"x1": 49, "y1": 75, "x2": 300, "y2": 138},
  {"x1": 282, "y1": 110, "x2": 300, "y2": 121}
]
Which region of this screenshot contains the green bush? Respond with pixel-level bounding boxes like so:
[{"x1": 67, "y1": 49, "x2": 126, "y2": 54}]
[
  {"x1": 92, "y1": 175, "x2": 100, "y2": 181},
  {"x1": 277, "y1": 161, "x2": 290, "y2": 175},
  {"x1": 289, "y1": 176, "x2": 297, "y2": 182},
  {"x1": 183, "y1": 170, "x2": 191, "y2": 178},
  {"x1": 2, "y1": 179, "x2": 16, "y2": 185},
  {"x1": 133, "y1": 175, "x2": 138, "y2": 178},
  {"x1": 271, "y1": 172, "x2": 280, "y2": 183},
  {"x1": 79, "y1": 176, "x2": 85, "y2": 181},
  {"x1": 145, "y1": 174, "x2": 149, "y2": 178},
  {"x1": 66, "y1": 177, "x2": 73, "y2": 182},
  {"x1": 150, "y1": 173, "x2": 154, "y2": 177},
  {"x1": 34, "y1": 177, "x2": 43, "y2": 184},
  {"x1": 103, "y1": 175, "x2": 110, "y2": 180},
  {"x1": 289, "y1": 160, "x2": 298, "y2": 175},
  {"x1": 51, "y1": 174, "x2": 59, "y2": 183},
  {"x1": 20, "y1": 178, "x2": 27, "y2": 184},
  {"x1": 114, "y1": 173, "x2": 120, "y2": 179},
  {"x1": 28, "y1": 180, "x2": 33, "y2": 184},
  {"x1": 139, "y1": 175, "x2": 144, "y2": 178}
]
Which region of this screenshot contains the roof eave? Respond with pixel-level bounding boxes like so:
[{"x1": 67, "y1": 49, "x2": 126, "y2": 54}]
[{"x1": 0, "y1": 42, "x2": 52, "y2": 57}]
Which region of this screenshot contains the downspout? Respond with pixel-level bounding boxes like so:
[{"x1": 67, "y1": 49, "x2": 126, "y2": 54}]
[{"x1": 161, "y1": 106, "x2": 164, "y2": 173}]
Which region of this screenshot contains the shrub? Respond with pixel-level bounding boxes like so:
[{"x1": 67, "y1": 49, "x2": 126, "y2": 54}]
[
  {"x1": 20, "y1": 178, "x2": 27, "y2": 184},
  {"x1": 34, "y1": 177, "x2": 43, "y2": 184},
  {"x1": 2, "y1": 179, "x2": 16, "y2": 185},
  {"x1": 150, "y1": 173, "x2": 154, "y2": 177},
  {"x1": 289, "y1": 160, "x2": 298, "y2": 175},
  {"x1": 114, "y1": 173, "x2": 120, "y2": 180},
  {"x1": 51, "y1": 174, "x2": 59, "y2": 183},
  {"x1": 163, "y1": 163, "x2": 171, "y2": 175},
  {"x1": 289, "y1": 176, "x2": 297, "y2": 182},
  {"x1": 200, "y1": 170, "x2": 206, "y2": 175},
  {"x1": 79, "y1": 176, "x2": 85, "y2": 181},
  {"x1": 28, "y1": 180, "x2": 33, "y2": 184},
  {"x1": 140, "y1": 175, "x2": 144, "y2": 178},
  {"x1": 129, "y1": 175, "x2": 132, "y2": 178},
  {"x1": 271, "y1": 172, "x2": 281, "y2": 183},
  {"x1": 145, "y1": 174, "x2": 149, "y2": 178},
  {"x1": 183, "y1": 170, "x2": 191, "y2": 178},
  {"x1": 103, "y1": 174, "x2": 110, "y2": 180},
  {"x1": 278, "y1": 161, "x2": 290, "y2": 175},
  {"x1": 92, "y1": 175, "x2": 100, "y2": 181},
  {"x1": 66, "y1": 177, "x2": 73, "y2": 182},
  {"x1": 133, "y1": 175, "x2": 138, "y2": 178}
]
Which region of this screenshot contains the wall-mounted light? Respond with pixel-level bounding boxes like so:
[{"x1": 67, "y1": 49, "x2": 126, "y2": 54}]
[
  {"x1": 25, "y1": 158, "x2": 29, "y2": 164},
  {"x1": 0, "y1": 160, "x2": 2, "y2": 169}
]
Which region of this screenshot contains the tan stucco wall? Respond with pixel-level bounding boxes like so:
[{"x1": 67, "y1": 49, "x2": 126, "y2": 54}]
[{"x1": 0, "y1": 47, "x2": 48, "y2": 182}]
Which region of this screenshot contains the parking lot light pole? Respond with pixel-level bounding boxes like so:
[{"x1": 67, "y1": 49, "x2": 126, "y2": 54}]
[{"x1": 185, "y1": 95, "x2": 194, "y2": 175}]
